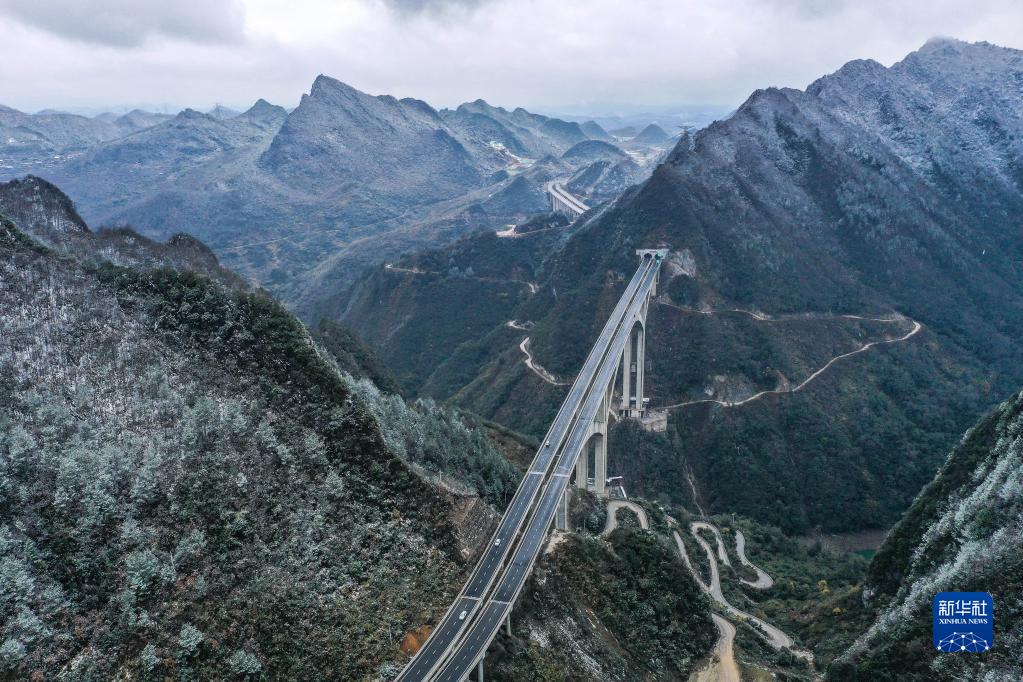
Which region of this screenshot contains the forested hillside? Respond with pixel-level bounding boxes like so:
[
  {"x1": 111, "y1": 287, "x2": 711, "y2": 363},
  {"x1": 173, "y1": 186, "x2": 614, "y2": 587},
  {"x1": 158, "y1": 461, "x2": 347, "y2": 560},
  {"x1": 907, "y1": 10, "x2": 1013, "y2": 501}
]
[
  {"x1": 0, "y1": 194, "x2": 524, "y2": 677},
  {"x1": 832, "y1": 390, "x2": 1023, "y2": 680},
  {"x1": 491, "y1": 530, "x2": 716, "y2": 681}
]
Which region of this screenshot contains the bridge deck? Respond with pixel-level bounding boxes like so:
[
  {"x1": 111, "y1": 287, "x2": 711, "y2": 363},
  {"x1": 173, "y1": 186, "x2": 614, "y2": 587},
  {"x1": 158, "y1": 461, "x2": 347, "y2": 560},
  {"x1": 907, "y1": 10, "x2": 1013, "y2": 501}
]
[
  {"x1": 432, "y1": 259, "x2": 660, "y2": 681},
  {"x1": 548, "y1": 181, "x2": 590, "y2": 216},
  {"x1": 396, "y1": 255, "x2": 658, "y2": 681}
]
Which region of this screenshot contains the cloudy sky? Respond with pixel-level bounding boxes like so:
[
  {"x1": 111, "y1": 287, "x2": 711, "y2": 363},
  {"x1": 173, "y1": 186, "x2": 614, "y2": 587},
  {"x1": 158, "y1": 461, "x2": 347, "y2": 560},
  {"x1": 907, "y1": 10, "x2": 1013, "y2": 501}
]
[{"x1": 2, "y1": 0, "x2": 1022, "y2": 115}]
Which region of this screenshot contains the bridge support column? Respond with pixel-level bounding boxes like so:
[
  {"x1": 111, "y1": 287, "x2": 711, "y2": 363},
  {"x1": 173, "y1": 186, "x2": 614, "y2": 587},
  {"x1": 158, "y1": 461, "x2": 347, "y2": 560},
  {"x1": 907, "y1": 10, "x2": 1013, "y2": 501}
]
[
  {"x1": 505, "y1": 613, "x2": 512, "y2": 637},
  {"x1": 593, "y1": 433, "x2": 607, "y2": 497},
  {"x1": 621, "y1": 338, "x2": 632, "y2": 416},
  {"x1": 556, "y1": 488, "x2": 570, "y2": 531},
  {"x1": 575, "y1": 448, "x2": 588, "y2": 490},
  {"x1": 477, "y1": 658, "x2": 484, "y2": 681},
  {"x1": 635, "y1": 325, "x2": 645, "y2": 416}
]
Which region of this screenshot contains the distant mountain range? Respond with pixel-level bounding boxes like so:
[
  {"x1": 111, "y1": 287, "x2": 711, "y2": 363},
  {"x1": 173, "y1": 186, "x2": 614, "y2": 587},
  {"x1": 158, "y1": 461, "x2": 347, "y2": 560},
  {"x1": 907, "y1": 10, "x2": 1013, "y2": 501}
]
[
  {"x1": 0, "y1": 104, "x2": 169, "y2": 171},
  {"x1": 544, "y1": 103, "x2": 731, "y2": 136},
  {"x1": 336, "y1": 38, "x2": 1023, "y2": 535},
  {"x1": 0, "y1": 81, "x2": 675, "y2": 307}
]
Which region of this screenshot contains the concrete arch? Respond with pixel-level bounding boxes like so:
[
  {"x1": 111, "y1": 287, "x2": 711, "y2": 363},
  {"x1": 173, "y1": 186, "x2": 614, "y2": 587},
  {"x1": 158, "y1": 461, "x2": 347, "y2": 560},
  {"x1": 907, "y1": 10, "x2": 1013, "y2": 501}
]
[
  {"x1": 622, "y1": 318, "x2": 646, "y2": 416},
  {"x1": 575, "y1": 431, "x2": 607, "y2": 496}
]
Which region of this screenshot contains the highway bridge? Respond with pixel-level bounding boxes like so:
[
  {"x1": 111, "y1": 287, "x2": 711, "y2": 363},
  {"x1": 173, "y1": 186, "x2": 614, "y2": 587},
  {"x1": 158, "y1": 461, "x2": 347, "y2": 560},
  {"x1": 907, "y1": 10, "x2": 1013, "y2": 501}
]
[
  {"x1": 397, "y1": 249, "x2": 666, "y2": 681},
  {"x1": 547, "y1": 181, "x2": 590, "y2": 218}
]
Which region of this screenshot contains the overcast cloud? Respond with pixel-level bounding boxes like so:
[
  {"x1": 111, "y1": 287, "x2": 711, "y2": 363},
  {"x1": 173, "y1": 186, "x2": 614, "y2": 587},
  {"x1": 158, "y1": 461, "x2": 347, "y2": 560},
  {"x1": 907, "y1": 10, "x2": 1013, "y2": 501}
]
[
  {"x1": 0, "y1": 0, "x2": 245, "y2": 47},
  {"x1": 0, "y1": 0, "x2": 1020, "y2": 114}
]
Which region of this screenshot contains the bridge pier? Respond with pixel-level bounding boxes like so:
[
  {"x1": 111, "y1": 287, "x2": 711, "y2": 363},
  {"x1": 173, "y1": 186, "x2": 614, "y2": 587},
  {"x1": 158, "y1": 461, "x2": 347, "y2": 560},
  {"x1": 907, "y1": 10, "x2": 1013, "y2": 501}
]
[
  {"x1": 548, "y1": 181, "x2": 589, "y2": 219},
  {"x1": 575, "y1": 446, "x2": 588, "y2": 491},
  {"x1": 593, "y1": 432, "x2": 607, "y2": 497},
  {"x1": 556, "y1": 488, "x2": 570, "y2": 531},
  {"x1": 619, "y1": 252, "x2": 662, "y2": 419},
  {"x1": 621, "y1": 335, "x2": 632, "y2": 417},
  {"x1": 557, "y1": 250, "x2": 666, "y2": 506},
  {"x1": 635, "y1": 325, "x2": 645, "y2": 414}
]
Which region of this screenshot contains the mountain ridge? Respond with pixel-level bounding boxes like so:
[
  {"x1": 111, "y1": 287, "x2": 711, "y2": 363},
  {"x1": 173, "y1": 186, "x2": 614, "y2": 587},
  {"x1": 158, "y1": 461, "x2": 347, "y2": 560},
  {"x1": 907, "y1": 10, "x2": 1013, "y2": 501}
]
[{"x1": 1, "y1": 77, "x2": 668, "y2": 305}]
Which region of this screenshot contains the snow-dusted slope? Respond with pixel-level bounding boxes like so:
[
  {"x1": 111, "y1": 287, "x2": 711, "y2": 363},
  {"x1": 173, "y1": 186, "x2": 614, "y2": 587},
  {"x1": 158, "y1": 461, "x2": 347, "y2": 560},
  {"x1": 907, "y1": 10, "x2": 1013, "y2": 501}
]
[{"x1": 835, "y1": 390, "x2": 1023, "y2": 680}]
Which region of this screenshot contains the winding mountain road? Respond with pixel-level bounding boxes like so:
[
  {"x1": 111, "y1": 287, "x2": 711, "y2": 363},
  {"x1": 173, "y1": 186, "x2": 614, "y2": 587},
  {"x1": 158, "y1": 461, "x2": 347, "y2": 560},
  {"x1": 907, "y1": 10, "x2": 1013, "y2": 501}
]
[
  {"x1": 674, "y1": 522, "x2": 812, "y2": 661},
  {"x1": 385, "y1": 262, "x2": 538, "y2": 293},
  {"x1": 659, "y1": 315, "x2": 922, "y2": 412},
  {"x1": 601, "y1": 500, "x2": 650, "y2": 535},
  {"x1": 693, "y1": 615, "x2": 740, "y2": 682},
  {"x1": 517, "y1": 337, "x2": 569, "y2": 386},
  {"x1": 692, "y1": 521, "x2": 731, "y2": 567},
  {"x1": 735, "y1": 530, "x2": 774, "y2": 589}
]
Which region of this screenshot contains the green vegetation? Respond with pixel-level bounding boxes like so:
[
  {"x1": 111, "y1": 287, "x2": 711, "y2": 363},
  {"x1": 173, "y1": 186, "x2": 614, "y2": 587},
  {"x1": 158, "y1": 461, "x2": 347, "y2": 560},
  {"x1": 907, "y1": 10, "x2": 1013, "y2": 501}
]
[
  {"x1": 0, "y1": 225, "x2": 474, "y2": 680},
  {"x1": 614, "y1": 507, "x2": 642, "y2": 531},
  {"x1": 708, "y1": 516, "x2": 873, "y2": 666},
  {"x1": 488, "y1": 531, "x2": 715, "y2": 681},
  {"x1": 567, "y1": 489, "x2": 607, "y2": 534},
  {"x1": 832, "y1": 390, "x2": 1023, "y2": 680},
  {"x1": 315, "y1": 318, "x2": 404, "y2": 394},
  {"x1": 351, "y1": 380, "x2": 521, "y2": 508},
  {"x1": 340, "y1": 226, "x2": 569, "y2": 398}
]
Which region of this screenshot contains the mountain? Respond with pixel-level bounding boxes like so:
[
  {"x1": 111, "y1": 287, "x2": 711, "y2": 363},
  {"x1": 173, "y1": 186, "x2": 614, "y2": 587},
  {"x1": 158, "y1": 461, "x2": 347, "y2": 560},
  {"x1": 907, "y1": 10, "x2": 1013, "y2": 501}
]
[
  {"x1": 631, "y1": 122, "x2": 670, "y2": 145},
  {"x1": 207, "y1": 104, "x2": 241, "y2": 120},
  {"x1": 831, "y1": 389, "x2": 1023, "y2": 680},
  {"x1": 32, "y1": 102, "x2": 289, "y2": 256},
  {"x1": 441, "y1": 99, "x2": 592, "y2": 158},
  {"x1": 261, "y1": 76, "x2": 482, "y2": 206},
  {"x1": 545, "y1": 105, "x2": 732, "y2": 139},
  {"x1": 0, "y1": 175, "x2": 717, "y2": 679},
  {"x1": 0, "y1": 105, "x2": 138, "y2": 174},
  {"x1": 336, "y1": 39, "x2": 1023, "y2": 536},
  {"x1": 0, "y1": 105, "x2": 124, "y2": 150},
  {"x1": 0, "y1": 175, "x2": 250, "y2": 289},
  {"x1": 0, "y1": 179, "x2": 523, "y2": 679},
  {"x1": 333, "y1": 227, "x2": 559, "y2": 395},
  {"x1": 561, "y1": 139, "x2": 629, "y2": 167},
  {"x1": 566, "y1": 157, "x2": 645, "y2": 202},
  {"x1": 0, "y1": 105, "x2": 175, "y2": 179},
  {"x1": 580, "y1": 119, "x2": 614, "y2": 141},
  {"x1": 313, "y1": 318, "x2": 404, "y2": 395},
  {"x1": 114, "y1": 109, "x2": 175, "y2": 130},
  {"x1": 234, "y1": 99, "x2": 288, "y2": 131},
  {"x1": 4, "y1": 82, "x2": 612, "y2": 305}
]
